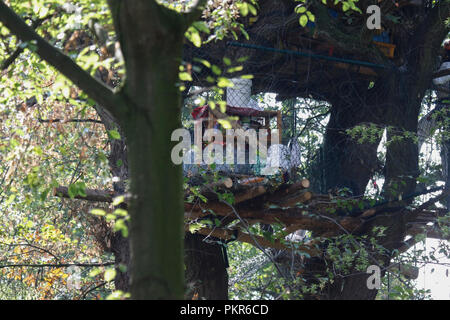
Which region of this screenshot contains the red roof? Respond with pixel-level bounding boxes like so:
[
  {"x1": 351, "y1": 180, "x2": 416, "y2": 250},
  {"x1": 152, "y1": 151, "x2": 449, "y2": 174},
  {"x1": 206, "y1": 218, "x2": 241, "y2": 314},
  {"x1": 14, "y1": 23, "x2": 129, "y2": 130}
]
[{"x1": 191, "y1": 105, "x2": 277, "y2": 119}]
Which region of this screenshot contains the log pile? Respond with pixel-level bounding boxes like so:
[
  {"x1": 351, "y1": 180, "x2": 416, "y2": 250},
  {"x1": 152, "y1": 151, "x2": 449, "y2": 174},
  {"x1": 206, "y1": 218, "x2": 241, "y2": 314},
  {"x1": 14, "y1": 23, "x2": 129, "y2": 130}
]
[
  {"x1": 54, "y1": 175, "x2": 448, "y2": 255},
  {"x1": 183, "y1": 175, "x2": 363, "y2": 253}
]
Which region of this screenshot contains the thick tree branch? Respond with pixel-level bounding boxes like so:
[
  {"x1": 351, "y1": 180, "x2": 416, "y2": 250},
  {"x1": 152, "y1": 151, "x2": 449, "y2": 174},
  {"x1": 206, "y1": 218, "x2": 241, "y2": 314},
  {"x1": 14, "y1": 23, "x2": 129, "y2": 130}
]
[
  {"x1": 407, "y1": 224, "x2": 449, "y2": 241},
  {"x1": 405, "y1": 188, "x2": 450, "y2": 223},
  {"x1": 0, "y1": 1, "x2": 127, "y2": 118},
  {"x1": 0, "y1": 13, "x2": 54, "y2": 71},
  {"x1": 411, "y1": 0, "x2": 450, "y2": 85},
  {"x1": 54, "y1": 186, "x2": 114, "y2": 203},
  {"x1": 186, "y1": 225, "x2": 319, "y2": 255}
]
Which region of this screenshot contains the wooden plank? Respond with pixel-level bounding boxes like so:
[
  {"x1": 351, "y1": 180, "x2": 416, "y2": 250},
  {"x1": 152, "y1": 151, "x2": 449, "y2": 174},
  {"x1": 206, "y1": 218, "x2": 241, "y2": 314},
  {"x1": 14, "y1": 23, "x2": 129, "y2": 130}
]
[{"x1": 276, "y1": 111, "x2": 282, "y2": 142}]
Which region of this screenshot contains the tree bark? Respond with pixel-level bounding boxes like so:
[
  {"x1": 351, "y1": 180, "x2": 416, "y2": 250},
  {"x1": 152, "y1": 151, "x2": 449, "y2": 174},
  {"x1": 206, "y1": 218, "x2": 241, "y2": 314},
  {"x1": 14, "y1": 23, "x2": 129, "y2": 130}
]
[
  {"x1": 322, "y1": 90, "x2": 383, "y2": 196},
  {"x1": 107, "y1": 0, "x2": 198, "y2": 299},
  {"x1": 302, "y1": 1, "x2": 449, "y2": 299},
  {"x1": 184, "y1": 234, "x2": 229, "y2": 300}
]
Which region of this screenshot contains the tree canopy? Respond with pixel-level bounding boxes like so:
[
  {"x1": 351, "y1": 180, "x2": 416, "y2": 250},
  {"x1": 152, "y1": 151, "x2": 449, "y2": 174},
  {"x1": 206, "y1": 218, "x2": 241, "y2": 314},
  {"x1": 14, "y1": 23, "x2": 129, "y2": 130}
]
[{"x1": 0, "y1": 0, "x2": 449, "y2": 300}]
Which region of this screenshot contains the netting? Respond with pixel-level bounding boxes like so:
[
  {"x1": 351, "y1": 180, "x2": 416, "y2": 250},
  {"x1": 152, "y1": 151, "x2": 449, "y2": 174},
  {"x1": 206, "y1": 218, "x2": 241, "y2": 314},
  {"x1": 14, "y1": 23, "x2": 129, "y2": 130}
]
[
  {"x1": 179, "y1": 35, "x2": 395, "y2": 184},
  {"x1": 180, "y1": 32, "x2": 449, "y2": 200}
]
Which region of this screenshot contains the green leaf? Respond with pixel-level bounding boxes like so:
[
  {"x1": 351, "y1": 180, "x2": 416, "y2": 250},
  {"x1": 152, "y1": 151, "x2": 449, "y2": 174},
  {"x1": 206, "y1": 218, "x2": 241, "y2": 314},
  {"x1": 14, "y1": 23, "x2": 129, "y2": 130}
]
[
  {"x1": 217, "y1": 119, "x2": 232, "y2": 129},
  {"x1": 179, "y1": 72, "x2": 193, "y2": 81},
  {"x1": 108, "y1": 130, "x2": 121, "y2": 140},
  {"x1": 238, "y1": 3, "x2": 249, "y2": 16},
  {"x1": 237, "y1": 56, "x2": 249, "y2": 63},
  {"x1": 299, "y1": 14, "x2": 308, "y2": 27},
  {"x1": 113, "y1": 208, "x2": 128, "y2": 217},
  {"x1": 118, "y1": 264, "x2": 127, "y2": 273},
  {"x1": 223, "y1": 57, "x2": 231, "y2": 66},
  {"x1": 240, "y1": 27, "x2": 250, "y2": 40},
  {"x1": 217, "y1": 77, "x2": 234, "y2": 88},
  {"x1": 188, "y1": 223, "x2": 203, "y2": 233},
  {"x1": 190, "y1": 31, "x2": 202, "y2": 47},
  {"x1": 112, "y1": 195, "x2": 125, "y2": 206},
  {"x1": 90, "y1": 209, "x2": 106, "y2": 216},
  {"x1": 227, "y1": 66, "x2": 243, "y2": 73},
  {"x1": 211, "y1": 65, "x2": 222, "y2": 75},
  {"x1": 192, "y1": 21, "x2": 210, "y2": 34},
  {"x1": 218, "y1": 101, "x2": 227, "y2": 113},
  {"x1": 295, "y1": 6, "x2": 307, "y2": 14},
  {"x1": 248, "y1": 3, "x2": 257, "y2": 15},
  {"x1": 106, "y1": 214, "x2": 116, "y2": 222},
  {"x1": 89, "y1": 268, "x2": 102, "y2": 277},
  {"x1": 194, "y1": 58, "x2": 211, "y2": 68},
  {"x1": 114, "y1": 219, "x2": 128, "y2": 237},
  {"x1": 104, "y1": 268, "x2": 117, "y2": 282},
  {"x1": 68, "y1": 182, "x2": 87, "y2": 198},
  {"x1": 185, "y1": 27, "x2": 202, "y2": 47}
]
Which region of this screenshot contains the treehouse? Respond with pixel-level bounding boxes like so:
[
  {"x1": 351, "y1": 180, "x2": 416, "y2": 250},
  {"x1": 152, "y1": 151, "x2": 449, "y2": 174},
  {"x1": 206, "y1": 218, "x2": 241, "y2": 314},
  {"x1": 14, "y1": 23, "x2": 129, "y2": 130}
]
[
  {"x1": 175, "y1": 0, "x2": 449, "y2": 275},
  {"x1": 191, "y1": 104, "x2": 281, "y2": 138},
  {"x1": 183, "y1": 78, "x2": 289, "y2": 176}
]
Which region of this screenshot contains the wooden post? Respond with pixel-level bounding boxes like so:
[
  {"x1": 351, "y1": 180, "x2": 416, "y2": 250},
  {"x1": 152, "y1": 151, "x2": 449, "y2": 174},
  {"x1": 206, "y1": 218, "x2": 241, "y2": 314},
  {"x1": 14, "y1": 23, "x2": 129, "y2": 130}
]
[
  {"x1": 276, "y1": 111, "x2": 282, "y2": 143},
  {"x1": 208, "y1": 112, "x2": 214, "y2": 129}
]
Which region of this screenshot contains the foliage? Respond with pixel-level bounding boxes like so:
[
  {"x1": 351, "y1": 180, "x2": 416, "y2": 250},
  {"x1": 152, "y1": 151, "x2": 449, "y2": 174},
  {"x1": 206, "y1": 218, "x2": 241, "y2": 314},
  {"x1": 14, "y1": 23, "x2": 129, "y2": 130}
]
[{"x1": 0, "y1": 0, "x2": 448, "y2": 300}]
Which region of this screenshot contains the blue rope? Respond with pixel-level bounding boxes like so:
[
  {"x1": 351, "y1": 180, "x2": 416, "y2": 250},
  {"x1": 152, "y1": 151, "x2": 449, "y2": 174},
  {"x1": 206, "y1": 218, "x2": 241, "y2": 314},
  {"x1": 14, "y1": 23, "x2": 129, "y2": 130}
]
[{"x1": 227, "y1": 41, "x2": 389, "y2": 70}]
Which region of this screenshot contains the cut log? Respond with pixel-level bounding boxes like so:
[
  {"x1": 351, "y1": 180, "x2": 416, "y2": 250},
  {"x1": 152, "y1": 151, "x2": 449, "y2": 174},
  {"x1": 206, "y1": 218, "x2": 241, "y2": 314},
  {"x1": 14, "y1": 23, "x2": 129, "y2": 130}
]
[
  {"x1": 200, "y1": 177, "x2": 233, "y2": 192},
  {"x1": 285, "y1": 179, "x2": 310, "y2": 193},
  {"x1": 282, "y1": 191, "x2": 313, "y2": 207},
  {"x1": 265, "y1": 179, "x2": 310, "y2": 203},
  {"x1": 184, "y1": 201, "x2": 232, "y2": 219},
  {"x1": 234, "y1": 186, "x2": 267, "y2": 204},
  {"x1": 237, "y1": 177, "x2": 267, "y2": 186},
  {"x1": 270, "y1": 190, "x2": 313, "y2": 208},
  {"x1": 186, "y1": 177, "x2": 234, "y2": 200}
]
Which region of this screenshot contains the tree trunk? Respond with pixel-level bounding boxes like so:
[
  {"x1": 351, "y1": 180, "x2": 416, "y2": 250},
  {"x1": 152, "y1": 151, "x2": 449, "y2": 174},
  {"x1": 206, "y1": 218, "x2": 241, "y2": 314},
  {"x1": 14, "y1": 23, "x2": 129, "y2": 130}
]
[
  {"x1": 110, "y1": 232, "x2": 131, "y2": 291},
  {"x1": 94, "y1": 104, "x2": 131, "y2": 291},
  {"x1": 322, "y1": 92, "x2": 383, "y2": 195},
  {"x1": 109, "y1": 1, "x2": 189, "y2": 299},
  {"x1": 184, "y1": 234, "x2": 229, "y2": 300},
  {"x1": 303, "y1": 74, "x2": 425, "y2": 299}
]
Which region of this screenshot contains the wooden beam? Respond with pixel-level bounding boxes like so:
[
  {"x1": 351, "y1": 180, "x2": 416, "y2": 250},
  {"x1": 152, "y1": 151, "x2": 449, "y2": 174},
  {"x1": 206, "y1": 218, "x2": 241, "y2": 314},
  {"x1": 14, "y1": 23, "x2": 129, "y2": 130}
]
[{"x1": 234, "y1": 186, "x2": 267, "y2": 204}]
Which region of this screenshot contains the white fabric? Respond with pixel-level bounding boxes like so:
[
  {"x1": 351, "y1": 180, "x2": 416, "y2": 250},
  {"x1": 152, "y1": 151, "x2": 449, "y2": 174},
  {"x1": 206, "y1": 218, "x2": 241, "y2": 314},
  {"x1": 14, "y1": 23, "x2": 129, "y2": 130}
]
[{"x1": 433, "y1": 62, "x2": 450, "y2": 86}]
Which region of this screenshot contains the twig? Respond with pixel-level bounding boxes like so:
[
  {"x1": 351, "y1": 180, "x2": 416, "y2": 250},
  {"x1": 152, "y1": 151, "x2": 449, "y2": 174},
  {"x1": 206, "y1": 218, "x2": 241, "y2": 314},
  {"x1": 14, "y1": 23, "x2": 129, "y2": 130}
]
[
  {"x1": 0, "y1": 262, "x2": 114, "y2": 268},
  {"x1": 80, "y1": 281, "x2": 108, "y2": 300},
  {"x1": 38, "y1": 118, "x2": 103, "y2": 124}
]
